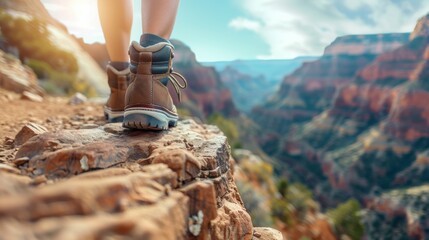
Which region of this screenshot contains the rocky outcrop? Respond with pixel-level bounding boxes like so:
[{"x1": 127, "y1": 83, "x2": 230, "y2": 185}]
[
  {"x1": 0, "y1": 0, "x2": 63, "y2": 28},
  {"x1": 410, "y1": 13, "x2": 429, "y2": 40},
  {"x1": 171, "y1": 40, "x2": 239, "y2": 118},
  {"x1": 0, "y1": 0, "x2": 108, "y2": 96},
  {"x1": 324, "y1": 34, "x2": 410, "y2": 56},
  {"x1": 0, "y1": 119, "x2": 281, "y2": 239},
  {"x1": 0, "y1": 49, "x2": 44, "y2": 96}
]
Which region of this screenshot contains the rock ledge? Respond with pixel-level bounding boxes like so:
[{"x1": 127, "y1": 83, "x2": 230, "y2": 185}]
[{"x1": 0, "y1": 119, "x2": 282, "y2": 239}]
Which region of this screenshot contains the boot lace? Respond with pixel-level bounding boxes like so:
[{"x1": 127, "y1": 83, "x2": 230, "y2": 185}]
[{"x1": 167, "y1": 69, "x2": 187, "y2": 102}]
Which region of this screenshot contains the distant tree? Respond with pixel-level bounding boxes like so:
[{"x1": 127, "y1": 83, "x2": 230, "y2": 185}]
[
  {"x1": 327, "y1": 199, "x2": 364, "y2": 240},
  {"x1": 271, "y1": 180, "x2": 314, "y2": 225},
  {"x1": 208, "y1": 113, "x2": 241, "y2": 148}
]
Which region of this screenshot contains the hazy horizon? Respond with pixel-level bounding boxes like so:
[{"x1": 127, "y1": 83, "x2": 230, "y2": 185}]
[{"x1": 41, "y1": 0, "x2": 429, "y2": 61}]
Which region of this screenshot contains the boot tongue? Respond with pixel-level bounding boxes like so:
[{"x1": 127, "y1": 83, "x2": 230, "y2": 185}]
[
  {"x1": 140, "y1": 33, "x2": 170, "y2": 47},
  {"x1": 160, "y1": 78, "x2": 169, "y2": 86},
  {"x1": 139, "y1": 34, "x2": 171, "y2": 86}
]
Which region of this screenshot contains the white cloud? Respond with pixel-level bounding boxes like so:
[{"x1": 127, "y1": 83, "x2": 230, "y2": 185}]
[
  {"x1": 232, "y1": 0, "x2": 429, "y2": 59},
  {"x1": 229, "y1": 17, "x2": 261, "y2": 32}
]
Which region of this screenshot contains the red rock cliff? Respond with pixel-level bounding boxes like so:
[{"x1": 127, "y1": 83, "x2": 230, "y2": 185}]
[
  {"x1": 268, "y1": 12, "x2": 429, "y2": 239},
  {"x1": 252, "y1": 33, "x2": 409, "y2": 139},
  {"x1": 171, "y1": 40, "x2": 239, "y2": 119}
]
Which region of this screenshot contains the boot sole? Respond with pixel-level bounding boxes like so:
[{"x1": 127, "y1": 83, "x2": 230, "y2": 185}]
[
  {"x1": 104, "y1": 107, "x2": 124, "y2": 123},
  {"x1": 122, "y1": 108, "x2": 178, "y2": 130}
]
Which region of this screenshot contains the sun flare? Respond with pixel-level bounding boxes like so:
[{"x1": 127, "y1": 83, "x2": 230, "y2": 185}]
[{"x1": 42, "y1": 0, "x2": 102, "y2": 42}]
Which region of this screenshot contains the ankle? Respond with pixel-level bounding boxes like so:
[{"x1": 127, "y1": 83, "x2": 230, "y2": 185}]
[
  {"x1": 109, "y1": 61, "x2": 129, "y2": 71},
  {"x1": 139, "y1": 33, "x2": 170, "y2": 47}
]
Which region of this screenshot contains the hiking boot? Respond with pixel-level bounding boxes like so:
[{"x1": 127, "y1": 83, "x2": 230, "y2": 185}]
[
  {"x1": 104, "y1": 64, "x2": 130, "y2": 123},
  {"x1": 123, "y1": 34, "x2": 187, "y2": 130}
]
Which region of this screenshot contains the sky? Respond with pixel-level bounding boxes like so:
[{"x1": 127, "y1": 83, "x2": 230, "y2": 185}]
[{"x1": 40, "y1": 0, "x2": 429, "y2": 62}]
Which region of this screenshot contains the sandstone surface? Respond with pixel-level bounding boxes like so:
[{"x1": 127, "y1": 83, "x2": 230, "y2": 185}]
[{"x1": 0, "y1": 117, "x2": 282, "y2": 239}]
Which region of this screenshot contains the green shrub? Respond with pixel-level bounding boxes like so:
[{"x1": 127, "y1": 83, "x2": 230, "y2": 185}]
[
  {"x1": 207, "y1": 113, "x2": 241, "y2": 148},
  {"x1": 271, "y1": 197, "x2": 293, "y2": 224},
  {"x1": 0, "y1": 9, "x2": 85, "y2": 96},
  {"x1": 0, "y1": 11, "x2": 77, "y2": 73},
  {"x1": 237, "y1": 181, "x2": 274, "y2": 227},
  {"x1": 271, "y1": 180, "x2": 315, "y2": 225},
  {"x1": 27, "y1": 59, "x2": 96, "y2": 97},
  {"x1": 177, "y1": 107, "x2": 192, "y2": 118},
  {"x1": 327, "y1": 199, "x2": 364, "y2": 240},
  {"x1": 276, "y1": 178, "x2": 289, "y2": 198}
]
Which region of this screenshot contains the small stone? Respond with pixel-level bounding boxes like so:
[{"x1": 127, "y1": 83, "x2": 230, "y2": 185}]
[
  {"x1": 14, "y1": 122, "x2": 48, "y2": 146},
  {"x1": 84, "y1": 106, "x2": 95, "y2": 112},
  {"x1": 13, "y1": 157, "x2": 29, "y2": 167},
  {"x1": 20, "y1": 91, "x2": 43, "y2": 102},
  {"x1": 27, "y1": 117, "x2": 40, "y2": 124},
  {"x1": 104, "y1": 123, "x2": 124, "y2": 134},
  {"x1": 4, "y1": 137, "x2": 14, "y2": 146},
  {"x1": 69, "y1": 92, "x2": 87, "y2": 105},
  {"x1": 253, "y1": 231, "x2": 262, "y2": 238},
  {"x1": 0, "y1": 163, "x2": 20, "y2": 174},
  {"x1": 32, "y1": 175, "x2": 48, "y2": 185},
  {"x1": 70, "y1": 121, "x2": 82, "y2": 127},
  {"x1": 32, "y1": 168, "x2": 43, "y2": 176},
  {"x1": 80, "y1": 124, "x2": 99, "y2": 129},
  {"x1": 252, "y1": 228, "x2": 283, "y2": 240},
  {"x1": 6, "y1": 93, "x2": 14, "y2": 100}
]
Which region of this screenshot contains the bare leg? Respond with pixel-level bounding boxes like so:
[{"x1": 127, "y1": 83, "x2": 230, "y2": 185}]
[
  {"x1": 98, "y1": 0, "x2": 133, "y2": 62},
  {"x1": 141, "y1": 0, "x2": 180, "y2": 39}
]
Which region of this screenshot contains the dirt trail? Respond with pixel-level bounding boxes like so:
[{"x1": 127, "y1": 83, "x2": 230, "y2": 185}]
[{"x1": 0, "y1": 89, "x2": 105, "y2": 139}]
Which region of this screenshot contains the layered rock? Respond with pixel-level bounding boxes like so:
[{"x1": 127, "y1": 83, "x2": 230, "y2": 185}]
[
  {"x1": 0, "y1": 0, "x2": 108, "y2": 96},
  {"x1": 171, "y1": 40, "x2": 239, "y2": 118},
  {"x1": 242, "y1": 11, "x2": 429, "y2": 239},
  {"x1": 305, "y1": 16, "x2": 429, "y2": 200},
  {"x1": 363, "y1": 185, "x2": 429, "y2": 239},
  {"x1": 410, "y1": 13, "x2": 429, "y2": 40},
  {"x1": 0, "y1": 49, "x2": 44, "y2": 96},
  {"x1": 252, "y1": 33, "x2": 409, "y2": 139},
  {"x1": 250, "y1": 34, "x2": 411, "y2": 197},
  {"x1": 0, "y1": 119, "x2": 282, "y2": 239},
  {"x1": 324, "y1": 34, "x2": 410, "y2": 56},
  {"x1": 252, "y1": 11, "x2": 429, "y2": 238},
  {"x1": 219, "y1": 66, "x2": 272, "y2": 113}
]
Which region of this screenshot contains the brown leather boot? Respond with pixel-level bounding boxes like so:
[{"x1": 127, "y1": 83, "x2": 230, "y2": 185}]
[
  {"x1": 104, "y1": 65, "x2": 130, "y2": 123},
  {"x1": 123, "y1": 34, "x2": 187, "y2": 130}
]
